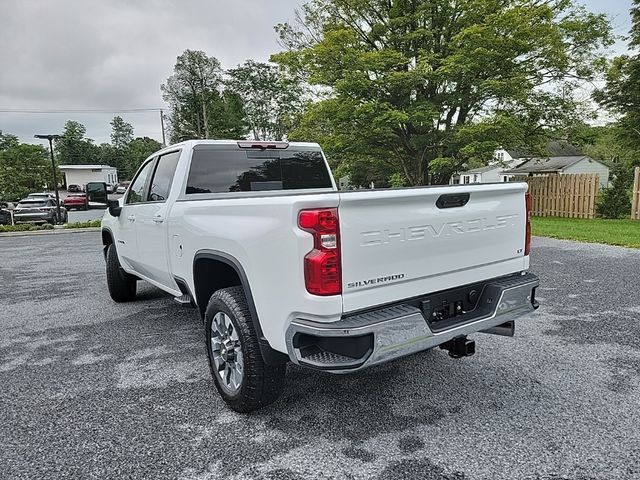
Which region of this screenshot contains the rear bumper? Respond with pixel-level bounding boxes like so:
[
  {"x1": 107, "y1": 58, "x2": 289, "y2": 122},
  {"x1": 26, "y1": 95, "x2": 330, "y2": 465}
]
[
  {"x1": 285, "y1": 272, "x2": 539, "y2": 372},
  {"x1": 14, "y1": 213, "x2": 53, "y2": 223}
]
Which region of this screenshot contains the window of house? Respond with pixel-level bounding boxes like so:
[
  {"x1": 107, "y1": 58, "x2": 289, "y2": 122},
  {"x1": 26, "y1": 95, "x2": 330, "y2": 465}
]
[
  {"x1": 463, "y1": 176, "x2": 470, "y2": 184},
  {"x1": 473, "y1": 174, "x2": 479, "y2": 182}
]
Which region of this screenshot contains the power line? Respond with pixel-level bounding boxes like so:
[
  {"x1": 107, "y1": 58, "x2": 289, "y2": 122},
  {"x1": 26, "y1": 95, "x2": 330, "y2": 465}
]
[{"x1": 0, "y1": 108, "x2": 164, "y2": 114}]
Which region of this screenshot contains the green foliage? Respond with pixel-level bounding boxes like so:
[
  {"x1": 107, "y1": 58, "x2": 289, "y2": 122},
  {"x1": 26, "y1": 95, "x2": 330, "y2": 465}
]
[
  {"x1": 273, "y1": 0, "x2": 613, "y2": 185},
  {"x1": 110, "y1": 116, "x2": 134, "y2": 150},
  {"x1": 594, "y1": 1, "x2": 640, "y2": 150},
  {"x1": 65, "y1": 219, "x2": 101, "y2": 228},
  {"x1": 0, "y1": 224, "x2": 55, "y2": 233},
  {"x1": 56, "y1": 120, "x2": 99, "y2": 166},
  {"x1": 161, "y1": 50, "x2": 247, "y2": 142},
  {"x1": 124, "y1": 137, "x2": 163, "y2": 179},
  {"x1": 0, "y1": 143, "x2": 51, "y2": 202},
  {"x1": 0, "y1": 130, "x2": 19, "y2": 150},
  {"x1": 388, "y1": 173, "x2": 406, "y2": 188},
  {"x1": 227, "y1": 60, "x2": 307, "y2": 140},
  {"x1": 596, "y1": 163, "x2": 636, "y2": 218}
]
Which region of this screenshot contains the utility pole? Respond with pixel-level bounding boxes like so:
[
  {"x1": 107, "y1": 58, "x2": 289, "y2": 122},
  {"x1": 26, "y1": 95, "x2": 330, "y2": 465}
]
[
  {"x1": 159, "y1": 109, "x2": 166, "y2": 146},
  {"x1": 34, "y1": 134, "x2": 62, "y2": 224}
]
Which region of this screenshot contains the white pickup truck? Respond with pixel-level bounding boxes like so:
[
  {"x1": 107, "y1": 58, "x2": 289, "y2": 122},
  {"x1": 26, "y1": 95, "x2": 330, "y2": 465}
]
[{"x1": 101, "y1": 140, "x2": 539, "y2": 412}]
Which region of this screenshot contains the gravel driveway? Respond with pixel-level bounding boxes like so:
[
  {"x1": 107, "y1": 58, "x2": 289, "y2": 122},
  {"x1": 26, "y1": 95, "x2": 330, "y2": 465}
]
[{"x1": 0, "y1": 233, "x2": 639, "y2": 480}]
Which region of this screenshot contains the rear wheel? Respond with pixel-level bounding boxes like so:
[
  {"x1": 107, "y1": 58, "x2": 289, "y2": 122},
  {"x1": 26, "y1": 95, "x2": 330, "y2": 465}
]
[
  {"x1": 205, "y1": 287, "x2": 286, "y2": 412},
  {"x1": 105, "y1": 244, "x2": 137, "y2": 302}
]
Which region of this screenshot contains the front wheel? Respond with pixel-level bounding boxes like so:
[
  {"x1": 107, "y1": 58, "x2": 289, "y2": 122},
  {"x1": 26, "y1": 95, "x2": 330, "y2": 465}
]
[
  {"x1": 205, "y1": 287, "x2": 286, "y2": 412},
  {"x1": 105, "y1": 244, "x2": 137, "y2": 302}
]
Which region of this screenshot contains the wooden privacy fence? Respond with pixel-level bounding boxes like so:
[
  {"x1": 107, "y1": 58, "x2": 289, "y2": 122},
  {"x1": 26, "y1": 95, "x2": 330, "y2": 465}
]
[
  {"x1": 632, "y1": 167, "x2": 640, "y2": 220},
  {"x1": 522, "y1": 173, "x2": 600, "y2": 219}
]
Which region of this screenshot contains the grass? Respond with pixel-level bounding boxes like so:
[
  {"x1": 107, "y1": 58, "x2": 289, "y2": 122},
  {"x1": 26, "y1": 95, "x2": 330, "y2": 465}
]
[
  {"x1": 532, "y1": 216, "x2": 640, "y2": 248},
  {"x1": 0, "y1": 219, "x2": 101, "y2": 233}
]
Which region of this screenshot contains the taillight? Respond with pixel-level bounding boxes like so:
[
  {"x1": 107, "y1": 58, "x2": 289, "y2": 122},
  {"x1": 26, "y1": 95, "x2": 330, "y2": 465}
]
[
  {"x1": 525, "y1": 192, "x2": 532, "y2": 256},
  {"x1": 298, "y1": 208, "x2": 341, "y2": 296}
]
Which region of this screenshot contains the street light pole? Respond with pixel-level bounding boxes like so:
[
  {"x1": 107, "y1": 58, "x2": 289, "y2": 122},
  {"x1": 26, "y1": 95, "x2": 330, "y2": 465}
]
[{"x1": 34, "y1": 134, "x2": 62, "y2": 224}]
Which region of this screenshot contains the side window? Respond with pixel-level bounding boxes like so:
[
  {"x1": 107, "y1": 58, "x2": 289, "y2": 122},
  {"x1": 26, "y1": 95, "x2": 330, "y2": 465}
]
[
  {"x1": 126, "y1": 160, "x2": 155, "y2": 204},
  {"x1": 148, "y1": 151, "x2": 181, "y2": 202}
]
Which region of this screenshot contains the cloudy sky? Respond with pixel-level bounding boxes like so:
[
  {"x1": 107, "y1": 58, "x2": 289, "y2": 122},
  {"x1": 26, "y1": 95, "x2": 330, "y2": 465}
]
[{"x1": 0, "y1": 0, "x2": 635, "y2": 149}]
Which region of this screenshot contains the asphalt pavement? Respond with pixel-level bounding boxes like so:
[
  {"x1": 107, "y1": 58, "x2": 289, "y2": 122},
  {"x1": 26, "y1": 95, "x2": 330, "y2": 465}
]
[{"x1": 0, "y1": 233, "x2": 639, "y2": 480}]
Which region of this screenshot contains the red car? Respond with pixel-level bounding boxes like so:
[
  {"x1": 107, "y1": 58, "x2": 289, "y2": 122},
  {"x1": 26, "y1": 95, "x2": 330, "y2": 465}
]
[{"x1": 63, "y1": 193, "x2": 89, "y2": 210}]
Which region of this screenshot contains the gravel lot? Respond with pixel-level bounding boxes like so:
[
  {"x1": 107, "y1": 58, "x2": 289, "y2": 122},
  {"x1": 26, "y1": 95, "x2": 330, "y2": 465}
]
[{"x1": 1, "y1": 233, "x2": 639, "y2": 480}]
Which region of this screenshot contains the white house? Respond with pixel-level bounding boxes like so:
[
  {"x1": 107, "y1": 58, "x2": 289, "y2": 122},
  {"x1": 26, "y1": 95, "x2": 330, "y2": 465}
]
[
  {"x1": 59, "y1": 165, "x2": 118, "y2": 188},
  {"x1": 504, "y1": 156, "x2": 610, "y2": 187},
  {"x1": 453, "y1": 148, "x2": 523, "y2": 184}
]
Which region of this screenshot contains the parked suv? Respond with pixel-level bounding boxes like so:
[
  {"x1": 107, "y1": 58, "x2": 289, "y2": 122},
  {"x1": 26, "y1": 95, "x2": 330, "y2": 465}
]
[{"x1": 14, "y1": 198, "x2": 68, "y2": 224}]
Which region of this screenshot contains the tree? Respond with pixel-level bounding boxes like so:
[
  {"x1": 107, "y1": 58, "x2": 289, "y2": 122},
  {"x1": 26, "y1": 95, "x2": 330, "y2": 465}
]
[
  {"x1": 0, "y1": 142, "x2": 50, "y2": 202},
  {"x1": 594, "y1": 0, "x2": 640, "y2": 147},
  {"x1": 110, "y1": 116, "x2": 134, "y2": 150},
  {"x1": 0, "y1": 130, "x2": 19, "y2": 151},
  {"x1": 227, "y1": 60, "x2": 307, "y2": 140},
  {"x1": 124, "y1": 137, "x2": 163, "y2": 179},
  {"x1": 162, "y1": 50, "x2": 247, "y2": 142},
  {"x1": 56, "y1": 120, "x2": 99, "y2": 165},
  {"x1": 273, "y1": 0, "x2": 613, "y2": 185}
]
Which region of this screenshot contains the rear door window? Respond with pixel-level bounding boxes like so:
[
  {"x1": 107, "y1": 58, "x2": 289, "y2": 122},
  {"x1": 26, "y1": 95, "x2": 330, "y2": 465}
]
[{"x1": 185, "y1": 147, "x2": 332, "y2": 194}]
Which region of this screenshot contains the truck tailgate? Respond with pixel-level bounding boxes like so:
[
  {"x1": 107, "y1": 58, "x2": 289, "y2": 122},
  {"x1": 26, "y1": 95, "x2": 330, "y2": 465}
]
[{"x1": 338, "y1": 183, "x2": 528, "y2": 313}]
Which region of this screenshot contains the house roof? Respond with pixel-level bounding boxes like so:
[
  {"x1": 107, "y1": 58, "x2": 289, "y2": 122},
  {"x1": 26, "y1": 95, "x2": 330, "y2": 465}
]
[
  {"x1": 463, "y1": 165, "x2": 504, "y2": 174},
  {"x1": 58, "y1": 165, "x2": 115, "y2": 170},
  {"x1": 506, "y1": 155, "x2": 599, "y2": 174}
]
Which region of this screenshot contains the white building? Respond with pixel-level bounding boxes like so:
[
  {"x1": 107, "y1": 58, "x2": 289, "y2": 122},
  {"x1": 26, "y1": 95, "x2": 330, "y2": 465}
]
[
  {"x1": 453, "y1": 148, "x2": 523, "y2": 184},
  {"x1": 59, "y1": 165, "x2": 118, "y2": 188},
  {"x1": 505, "y1": 155, "x2": 610, "y2": 187}
]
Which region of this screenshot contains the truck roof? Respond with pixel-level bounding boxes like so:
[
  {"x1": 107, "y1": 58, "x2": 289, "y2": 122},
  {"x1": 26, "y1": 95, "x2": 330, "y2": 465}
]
[{"x1": 169, "y1": 139, "x2": 321, "y2": 149}]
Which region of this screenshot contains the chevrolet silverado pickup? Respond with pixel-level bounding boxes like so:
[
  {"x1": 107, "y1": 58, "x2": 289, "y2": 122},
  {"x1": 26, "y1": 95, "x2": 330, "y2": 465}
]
[{"x1": 101, "y1": 140, "x2": 539, "y2": 412}]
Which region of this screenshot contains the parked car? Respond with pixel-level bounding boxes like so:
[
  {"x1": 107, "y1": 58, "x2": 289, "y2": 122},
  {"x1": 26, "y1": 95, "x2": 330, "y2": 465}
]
[
  {"x1": 63, "y1": 193, "x2": 89, "y2": 210},
  {"x1": 0, "y1": 202, "x2": 14, "y2": 225},
  {"x1": 116, "y1": 181, "x2": 130, "y2": 194},
  {"x1": 101, "y1": 140, "x2": 539, "y2": 413},
  {"x1": 27, "y1": 192, "x2": 56, "y2": 200},
  {"x1": 14, "y1": 198, "x2": 68, "y2": 224},
  {"x1": 67, "y1": 184, "x2": 82, "y2": 193}
]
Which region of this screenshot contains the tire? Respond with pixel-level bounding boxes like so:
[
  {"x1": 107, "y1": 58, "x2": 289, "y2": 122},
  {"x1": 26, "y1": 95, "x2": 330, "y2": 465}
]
[
  {"x1": 205, "y1": 286, "x2": 286, "y2": 412},
  {"x1": 49, "y1": 215, "x2": 56, "y2": 225},
  {"x1": 105, "y1": 244, "x2": 137, "y2": 302}
]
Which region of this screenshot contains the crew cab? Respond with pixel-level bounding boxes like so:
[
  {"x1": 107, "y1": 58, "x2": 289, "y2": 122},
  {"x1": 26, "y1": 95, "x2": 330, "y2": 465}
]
[{"x1": 101, "y1": 140, "x2": 539, "y2": 412}]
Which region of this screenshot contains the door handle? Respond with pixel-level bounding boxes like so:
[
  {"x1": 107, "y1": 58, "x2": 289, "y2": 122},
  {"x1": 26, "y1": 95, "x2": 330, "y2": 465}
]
[
  {"x1": 153, "y1": 215, "x2": 164, "y2": 224},
  {"x1": 127, "y1": 215, "x2": 135, "y2": 222}
]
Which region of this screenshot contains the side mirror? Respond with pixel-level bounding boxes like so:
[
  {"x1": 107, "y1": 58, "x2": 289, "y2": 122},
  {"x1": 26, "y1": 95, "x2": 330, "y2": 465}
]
[
  {"x1": 108, "y1": 199, "x2": 122, "y2": 217},
  {"x1": 85, "y1": 181, "x2": 108, "y2": 207}
]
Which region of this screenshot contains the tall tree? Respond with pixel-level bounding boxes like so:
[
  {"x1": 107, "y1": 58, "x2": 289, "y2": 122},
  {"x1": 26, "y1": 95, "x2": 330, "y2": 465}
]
[
  {"x1": 227, "y1": 60, "x2": 307, "y2": 140},
  {"x1": 273, "y1": 0, "x2": 612, "y2": 185},
  {"x1": 110, "y1": 116, "x2": 134, "y2": 150},
  {"x1": 162, "y1": 50, "x2": 246, "y2": 142},
  {"x1": 594, "y1": 0, "x2": 640, "y2": 148},
  {"x1": 56, "y1": 120, "x2": 99, "y2": 165},
  {"x1": 0, "y1": 142, "x2": 50, "y2": 202}
]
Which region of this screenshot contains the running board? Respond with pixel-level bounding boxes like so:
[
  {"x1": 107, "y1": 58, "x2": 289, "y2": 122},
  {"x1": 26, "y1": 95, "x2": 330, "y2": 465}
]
[{"x1": 174, "y1": 294, "x2": 195, "y2": 307}]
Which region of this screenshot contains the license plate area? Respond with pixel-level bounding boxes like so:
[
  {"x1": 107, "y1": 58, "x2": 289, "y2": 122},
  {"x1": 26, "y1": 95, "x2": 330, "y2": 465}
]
[{"x1": 417, "y1": 281, "x2": 487, "y2": 331}]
